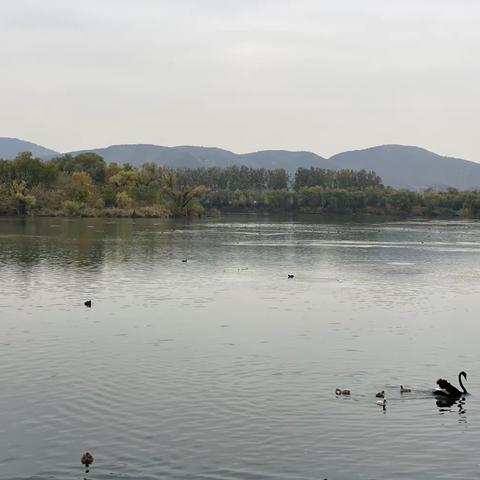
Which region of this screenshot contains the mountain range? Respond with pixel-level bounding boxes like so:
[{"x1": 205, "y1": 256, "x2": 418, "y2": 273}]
[{"x1": 1, "y1": 137, "x2": 480, "y2": 190}]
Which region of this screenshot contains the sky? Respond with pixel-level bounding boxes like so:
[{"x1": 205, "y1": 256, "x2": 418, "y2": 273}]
[{"x1": 1, "y1": 0, "x2": 479, "y2": 159}]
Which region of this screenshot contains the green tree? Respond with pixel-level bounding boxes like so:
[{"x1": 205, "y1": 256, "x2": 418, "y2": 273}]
[
  {"x1": 161, "y1": 171, "x2": 208, "y2": 216},
  {"x1": 11, "y1": 180, "x2": 36, "y2": 215}
]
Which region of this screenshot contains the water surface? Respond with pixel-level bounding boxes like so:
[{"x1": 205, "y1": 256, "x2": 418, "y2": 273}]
[{"x1": 1, "y1": 216, "x2": 480, "y2": 479}]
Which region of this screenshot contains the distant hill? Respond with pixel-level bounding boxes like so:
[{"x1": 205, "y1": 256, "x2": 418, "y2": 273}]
[
  {"x1": 4, "y1": 137, "x2": 480, "y2": 190},
  {"x1": 0, "y1": 137, "x2": 59, "y2": 159},
  {"x1": 330, "y1": 145, "x2": 480, "y2": 190},
  {"x1": 69, "y1": 144, "x2": 331, "y2": 171}
]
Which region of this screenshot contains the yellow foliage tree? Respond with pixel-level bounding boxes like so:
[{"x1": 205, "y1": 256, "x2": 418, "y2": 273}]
[
  {"x1": 116, "y1": 191, "x2": 133, "y2": 209},
  {"x1": 70, "y1": 171, "x2": 94, "y2": 205}
]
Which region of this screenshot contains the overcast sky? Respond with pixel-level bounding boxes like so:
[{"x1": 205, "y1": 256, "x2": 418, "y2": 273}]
[{"x1": 1, "y1": 0, "x2": 479, "y2": 159}]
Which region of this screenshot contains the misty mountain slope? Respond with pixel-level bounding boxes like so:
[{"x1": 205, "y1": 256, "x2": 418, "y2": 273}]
[
  {"x1": 330, "y1": 145, "x2": 480, "y2": 190},
  {"x1": 4, "y1": 137, "x2": 480, "y2": 190},
  {"x1": 0, "y1": 137, "x2": 59, "y2": 159},
  {"x1": 238, "y1": 150, "x2": 330, "y2": 171},
  {"x1": 70, "y1": 144, "x2": 207, "y2": 168},
  {"x1": 69, "y1": 144, "x2": 329, "y2": 171}
]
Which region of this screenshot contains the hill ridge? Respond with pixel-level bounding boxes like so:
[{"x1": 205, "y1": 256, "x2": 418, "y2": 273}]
[{"x1": 2, "y1": 137, "x2": 480, "y2": 190}]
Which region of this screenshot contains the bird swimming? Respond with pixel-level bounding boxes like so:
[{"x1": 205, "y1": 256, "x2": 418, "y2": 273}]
[
  {"x1": 376, "y1": 398, "x2": 386, "y2": 410},
  {"x1": 182, "y1": 258, "x2": 188, "y2": 263},
  {"x1": 335, "y1": 388, "x2": 350, "y2": 396},
  {"x1": 288, "y1": 274, "x2": 294, "y2": 279},
  {"x1": 335, "y1": 388, "x2": 342, "y2": 395},
  {"x1": 84, "y1": 300, "x2": 92, "y2": 308},
  {"x1": 341, "y1": 389, "x2": 350, "y2": 395},
  {"x1": 375, "y1": 390, "x2": 385, "y2": 398},
  {"x1": 434, "y1": 371, "x2": 468, "y2": 397},
  {"x1": 400, "y1": 385, "x2": 411, "y2": 393},
  {"x1": 81, "y1": 452, "x2": 94, "y2": 472}
]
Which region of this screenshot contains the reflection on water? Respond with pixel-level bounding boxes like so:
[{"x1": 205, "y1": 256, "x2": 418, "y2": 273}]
[{"x1": 1, "y1": 216, "x2": 480, "y2": 479}]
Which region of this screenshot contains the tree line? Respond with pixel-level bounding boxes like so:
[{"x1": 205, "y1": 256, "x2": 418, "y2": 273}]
[{"x1": 2, "y1": 151, "x2": 480, "y2": 218}]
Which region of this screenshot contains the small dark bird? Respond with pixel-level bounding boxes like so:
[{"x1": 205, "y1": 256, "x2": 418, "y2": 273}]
[
  {"x1": 182, "y1": 259, "x2": 188, "y2": 263},
  {"x1": 376, "y1": 390, "x2": 385, "y2": 398},
  {"x1": 84, "y1": 300, "x2": 92, "y2": 308},
  {"x1": 81, "y1": 452, "x2": 94, "y2": 467},
  {"x1": 288, "y1": 274, "x2": 294, "y2": 279}
]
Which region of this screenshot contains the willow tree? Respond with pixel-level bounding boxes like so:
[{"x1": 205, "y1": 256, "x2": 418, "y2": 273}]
[
  {"x1": 162, "y1": 171, "x2": 208, "y2": 217},
  {"x1": 11, "y1": 180, "x2": 36, "y2": 215}
]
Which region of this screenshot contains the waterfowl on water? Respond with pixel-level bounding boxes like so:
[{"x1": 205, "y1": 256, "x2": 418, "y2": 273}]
[
  {"x1": 182, "y1": 258, "x2": 188, "y2": 263},
  {"x1": 400, "y1": 385, "x2": 411, "y2": 393},
  {"x1": 84, "y1": 300, "x2": 92, "y2": 308},
  {"x1": 335, "y1": 388, "x2": 342, "y2": 395},
  {"x1": 375, "y1": 390, "x2": 385, "y2": 398},
  {"x1": 434, "y1": 371, "x2": 468, "y2": 397},
  {"x1": 341, "y1": 389, "x2": 350, "y2": 395},
  {"x1": 81, "y1": 452, "x2": 94, "y2": 467},
  {"x1": 288, "y1": 274, "x2": 294, "y2": 279},
  {"x1": 376, "y1": 398, "x2": 387, "y2": 409}
]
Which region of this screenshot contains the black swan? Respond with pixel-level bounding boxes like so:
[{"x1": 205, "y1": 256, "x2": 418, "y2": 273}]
[{"x1": 434, "y1": 371, "x2": 468, "y2": 397}]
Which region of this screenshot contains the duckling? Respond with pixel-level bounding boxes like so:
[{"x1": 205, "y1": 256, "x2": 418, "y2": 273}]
[
  {"x1": 400, "y1": 385, "x2": 411, "y2": 393},
  {"x1": 335, "y1": 388, "x2": 342, "y2": 395},
  {"x1": 376, "y1": 398, "x2": 387, "y2": 410},
  {"x1": 341, "y1": 389, "x2": 351, "y2": 395},
  {"x1": 81, "y1": 452, "x2": 94, "y2": 467},
  {"x1": 288, "y1": 274, "x2": 294, "y2": 279},
  {"x1": 375, "y1": 390, "x2": 385, "y2": 398},
  {"x1": 84, "y1": 300, "x2": 92, "y2": 308}
]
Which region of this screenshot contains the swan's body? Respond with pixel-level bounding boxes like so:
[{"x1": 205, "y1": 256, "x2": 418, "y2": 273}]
[
  {"x1": 400, "y1": 385, "x2": 411, "y2": 393},
  {"x1": 434, "y1": 371, "x2": 468, "y2": 397},
  {"x1": 376, "y1": 390, "x2": 385, "y2": 398}
]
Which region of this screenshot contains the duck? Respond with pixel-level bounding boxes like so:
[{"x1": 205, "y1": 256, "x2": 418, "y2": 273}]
[
  {"x1": 335, "y1": 388, "x2": 342, "y2": 395},
  {"x1": 341, "y1": 389, "x2": 351, "y2": 395},
  {"x1": 288, "y1": 274, "x2": 294, "y2": 279},
  {"x1": 376, "y1": 398, "x2": 387, "y2": 409},
  {"x1": 84, "y1": 300, "x2": 92, "y2": 308},
  {"x1": 400, "y1": 385, "x2": 411, "y2": 393},
  {"x1": 375, "y1": 390, "x2": 385, "y2": 398},
  {"x1": 81, "y1": 452, "x2": 94, "y2": 467},
  {"x1": 182, "y1": 258, "x2": 188, "y2": 263}
]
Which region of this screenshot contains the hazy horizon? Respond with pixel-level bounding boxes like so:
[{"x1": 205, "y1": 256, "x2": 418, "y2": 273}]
[{"x1": 1, "y1": 0, "x2": 479, "y2": 161}]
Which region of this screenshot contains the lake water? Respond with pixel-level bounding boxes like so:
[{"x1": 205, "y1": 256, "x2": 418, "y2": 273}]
[{"x1": 1, "y1": 216, "x2": 480, "y2": 480}]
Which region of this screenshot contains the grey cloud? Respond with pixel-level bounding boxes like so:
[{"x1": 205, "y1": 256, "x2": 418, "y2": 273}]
[{"x1": 0, "y1": 0, "x2": 479, "y2": 160}]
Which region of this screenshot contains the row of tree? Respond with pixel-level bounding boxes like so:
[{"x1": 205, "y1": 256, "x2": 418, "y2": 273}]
[{"x1": 2, "y1": 152, "x2": 480, "y2": 218}]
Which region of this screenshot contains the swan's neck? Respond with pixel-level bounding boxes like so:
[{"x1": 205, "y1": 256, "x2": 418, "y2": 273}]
[{"x1": 458, "y1": 373, "x2": 467, "y2": 394}]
